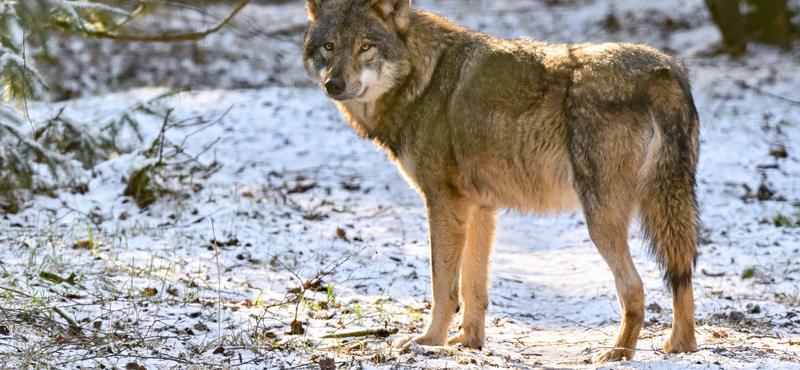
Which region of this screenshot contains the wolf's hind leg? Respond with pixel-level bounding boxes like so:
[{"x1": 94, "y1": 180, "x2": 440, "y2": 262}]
[
  {"x1": 447, "y1": 206, "x2": 496, "y2": 349},
  {"x1": 587, "y1": 210, "x2": 644, "y2": 363}
]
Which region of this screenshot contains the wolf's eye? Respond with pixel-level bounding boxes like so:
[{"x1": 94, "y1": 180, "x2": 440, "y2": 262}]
[
  {"x1": 360, "y1": 44, "x2": 372, "y2": 52},
  {"x1": 324, "y1": 43, "x2": 334, "y2": 51}
]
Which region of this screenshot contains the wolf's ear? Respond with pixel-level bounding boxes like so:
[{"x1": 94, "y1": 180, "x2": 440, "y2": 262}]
[
  {"x1": 371, "y1": 0, "x2": 411, "y2": 34},
  {"x1": 306, "y1": 0, "x2": 323, "y2": 21}
]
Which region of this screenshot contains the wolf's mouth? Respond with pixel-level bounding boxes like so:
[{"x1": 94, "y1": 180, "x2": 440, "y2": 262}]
[{"x1": 357, "y1": 86, "x2": 369, "y2": 99}]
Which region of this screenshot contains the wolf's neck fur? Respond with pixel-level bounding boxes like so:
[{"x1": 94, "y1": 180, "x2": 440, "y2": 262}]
[{"x1": 337, "y1": 10, "x2": 471, "y2": 154}]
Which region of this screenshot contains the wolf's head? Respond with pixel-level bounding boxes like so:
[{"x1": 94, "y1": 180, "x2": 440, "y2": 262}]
[{"x1": 303, "y1": 0, "x2": 412, "y2": 102}]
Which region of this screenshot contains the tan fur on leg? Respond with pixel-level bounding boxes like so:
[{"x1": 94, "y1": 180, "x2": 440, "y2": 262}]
[
  {"x1": 447, "y1": 206, "x2": 496, "y2": 349},
  {"x1": 664, "y1": 283, "x2": 697, "y2": 353},
  {"x1": 396, "y1": 192, "x2": 472, "y2": 348},
  {"x1": 587, "y1": 211, "x2": 645, "y2": 364}
]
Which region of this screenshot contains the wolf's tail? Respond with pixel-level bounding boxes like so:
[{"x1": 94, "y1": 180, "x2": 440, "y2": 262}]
[{"x1": 638, "y1": 70, "x2": 700, "y2": 293}]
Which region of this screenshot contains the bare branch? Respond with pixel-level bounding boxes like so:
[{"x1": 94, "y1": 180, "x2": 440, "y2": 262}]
[
  {"x1": 78, "y1": 0, "x2": 254, "y2": 43},
  {"x1": 735, "y1": 80, "x2": 800, "y2": 107},
  {"x1": 322, "y1": 327, "x2": 398, "y2": 339}
]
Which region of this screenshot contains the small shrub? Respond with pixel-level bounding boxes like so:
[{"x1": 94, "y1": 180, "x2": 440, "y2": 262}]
[
  {"x1": 124, "y1": 165, "x2": 158, "y2": 208},
  {"x1": 0, "y1": 92, "x2": 173, "y2": 212}
]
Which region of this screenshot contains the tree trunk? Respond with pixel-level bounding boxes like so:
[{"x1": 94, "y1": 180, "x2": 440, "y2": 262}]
[
  {"x1": 704, "y1": 0, "x2": 747, "y2": 56},
  {"x1": 747, "y1": 0, "x2": 792, "y2": 50}
]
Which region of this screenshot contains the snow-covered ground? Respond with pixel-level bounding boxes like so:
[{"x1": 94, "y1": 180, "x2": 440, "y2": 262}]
[{"x1": 2, "y1": 0, "x2": 800, "y2": 369}]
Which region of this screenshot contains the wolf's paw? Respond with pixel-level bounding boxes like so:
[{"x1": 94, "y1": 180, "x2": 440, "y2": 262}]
[
  {"x1": 663, "y1": 334, "x2": 697, "y2": 354},
  {"x1": 591, "y1": 348, "x2": 635, "y2": 364},
  {"x1": 446, "y1": 332, "x2": 484, "y2": 349},
  {"x1": 393, "y1": 334, "x2": 445, "y2": 349}
]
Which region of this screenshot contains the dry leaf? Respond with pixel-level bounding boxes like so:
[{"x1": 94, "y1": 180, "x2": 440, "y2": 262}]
[
  {"x1": 289, "y1": 320, "x2": 305, "y2": 335},
  {"x1": 317, "y1": 357, "x2": 336, "y2": 370},
  {"x1": 711, "y1": 330, "x2": 727, "y2": 339}
]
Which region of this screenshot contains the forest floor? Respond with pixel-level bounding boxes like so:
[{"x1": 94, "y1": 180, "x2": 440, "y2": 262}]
[{"x1": 2, "y1": 0, "x2": 800, "y2": 369}]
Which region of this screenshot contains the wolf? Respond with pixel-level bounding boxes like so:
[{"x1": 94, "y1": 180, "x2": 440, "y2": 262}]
[{"x1": 302, "y1": 0, "x2": 699, "y2": 363}]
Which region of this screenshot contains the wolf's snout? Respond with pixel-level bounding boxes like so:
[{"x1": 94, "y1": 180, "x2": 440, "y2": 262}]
[{"x1": 324, "y1": 78, "x2": 346, "y2": 97}]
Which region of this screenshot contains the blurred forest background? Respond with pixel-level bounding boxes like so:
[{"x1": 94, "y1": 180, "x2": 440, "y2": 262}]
[{"x1": 1, "y1": 0, "x2": 307, "y2": 102}]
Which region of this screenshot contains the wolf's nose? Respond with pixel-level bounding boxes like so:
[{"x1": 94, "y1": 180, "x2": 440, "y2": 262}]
[{"x1": 324, "y1": 78, "x2": 346, "y2": 96}]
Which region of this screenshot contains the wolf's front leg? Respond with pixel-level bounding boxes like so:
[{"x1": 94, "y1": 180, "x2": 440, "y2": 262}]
[
  {"x1": 447, "y1": 206, "x2": 495, "y2": 349},
  {"x1": 396, "y1": 192, "x2": 471, "y2": 348}
]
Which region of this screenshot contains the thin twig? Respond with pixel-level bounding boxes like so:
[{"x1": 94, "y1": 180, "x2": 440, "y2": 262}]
[
  {"x1": 145, "y1": 263, "x2": 172, "y2": 340},
  {"x1": 0, "y1": 285, "x2": 31, "y2": 297},
  {"x1": 157, "y1": 109, "x2": 173, "y2": 165},
  {"x1": 735, "y1": 80, "x2": 800, "y2": 107},
  {"x1": 107, "y1": 2, "x2": 146, "y2": 32},
  {"x1": 20, "y1": 31, "x2": 39, "y2": 157},
  {"x1": 0, "y1": 76, "x2": 26, "y2": 99},
  {"x1": 51, "y1": 306, "x2": 81, "y2": 334},
  {"x1": 178, "y1": 105, "x2": 232, "y2": 146},
  {"x1": 210, "y1": 218, "x2": 223, "y2": 341},
  {"x1": 553, "y1": 315, "x2": 612, "y2": 336},
  {"x1": 258, "y1": 246, "x2": 368, "y2": 338}
]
